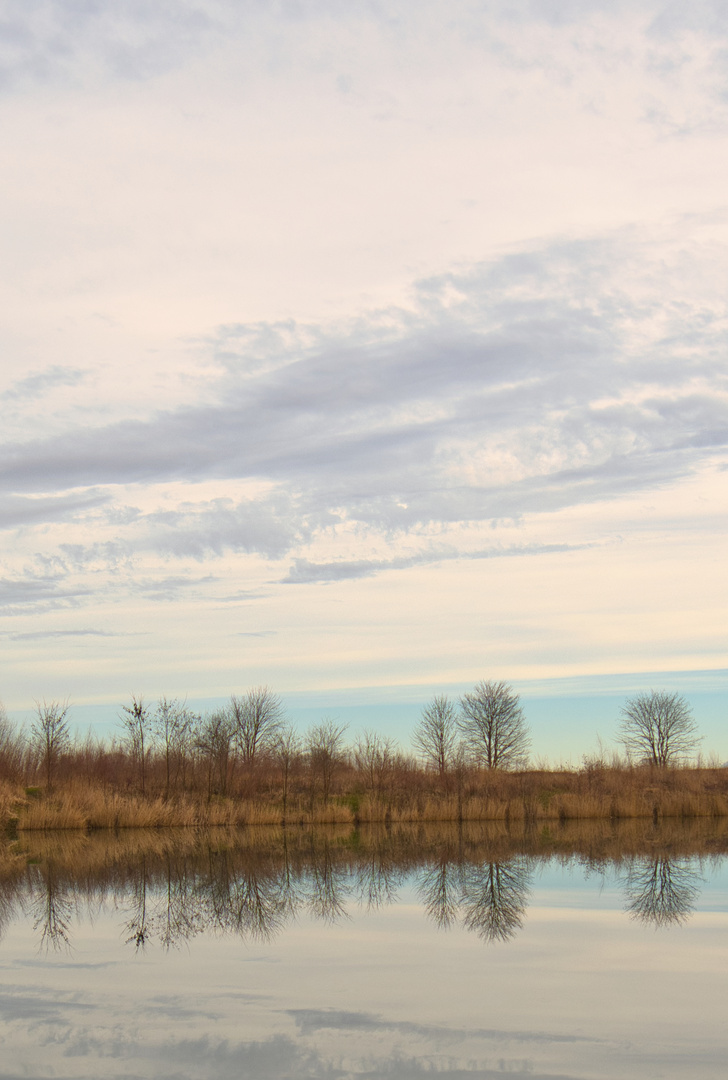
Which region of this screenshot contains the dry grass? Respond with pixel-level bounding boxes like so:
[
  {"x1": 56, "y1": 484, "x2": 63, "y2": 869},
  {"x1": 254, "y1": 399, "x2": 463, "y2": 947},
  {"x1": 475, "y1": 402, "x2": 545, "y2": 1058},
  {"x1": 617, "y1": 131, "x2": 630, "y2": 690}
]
[
  {"x1": 13, "y1": 787, "x2": 358, "y2": 831},
  {"x1": 8, "y1": 766, "x2": 728, "y2": 832},
  {"x1": 0, "y1": 780, "x2": 25, "y2": 824}
]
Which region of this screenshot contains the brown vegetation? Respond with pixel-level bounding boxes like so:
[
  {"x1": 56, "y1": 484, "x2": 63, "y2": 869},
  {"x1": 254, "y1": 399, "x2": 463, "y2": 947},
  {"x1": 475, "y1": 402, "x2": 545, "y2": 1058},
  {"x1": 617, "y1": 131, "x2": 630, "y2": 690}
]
[
  {"x1": 0, "y1": 760, "x2": 726, "y2": 832},
  {"x1": 0, "y1": 694, "x2": 725, "y2": 832}
]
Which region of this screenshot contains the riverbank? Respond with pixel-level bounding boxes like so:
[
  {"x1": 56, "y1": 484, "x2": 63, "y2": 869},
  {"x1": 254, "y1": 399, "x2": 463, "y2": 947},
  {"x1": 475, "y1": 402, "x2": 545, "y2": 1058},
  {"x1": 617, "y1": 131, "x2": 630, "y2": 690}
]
[{"x1": 2, "y1": 765, "x2": 727, "y2": 831}]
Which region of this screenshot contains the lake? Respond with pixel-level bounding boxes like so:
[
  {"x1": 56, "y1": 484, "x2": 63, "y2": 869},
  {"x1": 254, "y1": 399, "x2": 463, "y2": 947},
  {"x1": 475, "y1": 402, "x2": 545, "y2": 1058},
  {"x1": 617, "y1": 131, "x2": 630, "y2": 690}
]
[{"x1": 0, "y1": 819, "x2": 726, "y2": 1079}]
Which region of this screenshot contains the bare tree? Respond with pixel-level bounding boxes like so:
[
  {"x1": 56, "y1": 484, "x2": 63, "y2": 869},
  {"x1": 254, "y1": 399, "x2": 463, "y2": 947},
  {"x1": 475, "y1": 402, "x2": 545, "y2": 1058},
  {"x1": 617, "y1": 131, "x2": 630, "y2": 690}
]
[
  {"x1": 230, "y1": 686, "x2": 283, "y2": 768},
  {"x1": 459, "y1": 680, "x2": 530, "y2": 770},
  {"x1": 31, "y1": 699, "x2": 71, "y2": 790},
  {"x1": 354, "y1": 730, "x2": 398, "y2": 800},
  {"x1": 119, "y1": 695, "x2": 153, "y2": 794},
  {"x1": 154, "y1": 697, "x2": 195, "y2": 798},
  {"x1": 0, "y1": 702, "x2": 25, "y2": 782},
  {"x1": 272, "y1": 724, "x2": 302, "y2": 818},
  {"x1": 413, "y1": 695, "x2": 459, "y2": 778},
  {"x1": 618, "y1": 691, "x2": 701, "y2": 767},
  {"x1": 306, "y1": 719, "x2": 348, "y2": 806},
  {"x1": 194, "y1": 711, "x2": 235, "y2": 798}
]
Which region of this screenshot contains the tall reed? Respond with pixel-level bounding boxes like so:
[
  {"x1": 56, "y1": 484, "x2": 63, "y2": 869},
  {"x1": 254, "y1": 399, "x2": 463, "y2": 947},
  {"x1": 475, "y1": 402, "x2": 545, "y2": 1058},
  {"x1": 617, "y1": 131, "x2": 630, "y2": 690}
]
[{"x1": 5, "y1": 764, "x2": 728, "y2": 832}]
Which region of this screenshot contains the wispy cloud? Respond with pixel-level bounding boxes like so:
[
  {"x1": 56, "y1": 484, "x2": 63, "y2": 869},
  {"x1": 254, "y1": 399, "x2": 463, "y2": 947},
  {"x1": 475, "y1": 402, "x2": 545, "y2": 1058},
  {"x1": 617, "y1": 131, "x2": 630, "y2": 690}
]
[
  {"x1": 1, "y1": 229, "x2": 725, "y2": 574},
  {"x1": 1, "y1": 2, "x2": 727, "y2": 698},
  {"x1": 0, "y1": 575, "x2": 92, "y2": 615},
  {"x1": 284, "y1": 543, "x2": 589, "y2": 584},
  {"x1": 2, "y1": 629, "x2": 125, "y2": 641},
  {"x1": 0, "y1": 1, "x2": 220, "y2": 93},
  {"x1": 288, "y1": 1006, "x2": 600, "y2": 1044},
  {"x1": 2, "y1": 365, "x2": 86, "y2": 402},
  {"x1": 0, "y1": 492, "x2": 109, "y2": 530}
]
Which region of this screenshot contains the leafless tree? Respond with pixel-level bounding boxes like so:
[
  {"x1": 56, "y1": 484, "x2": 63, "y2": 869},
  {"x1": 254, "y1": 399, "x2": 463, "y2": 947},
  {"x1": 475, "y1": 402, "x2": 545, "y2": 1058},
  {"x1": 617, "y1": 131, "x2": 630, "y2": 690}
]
[
  {"x1": 31, "y1": 699, "x2": 71, "y2": 791},
  {"x1": 0, "y1": 702, "x2": 25, "y2": 781},
  {"x1": 618, "y1": 691, "x2": 701, "y2": 767},
  {"x1": 119, "y1": 695, "x2": 153, "y2": 794},
  {"x1": 230, "y1": 686, "x2": 283, "y2": 767},
  {"x1": 413, "y1": 695, "x2": 459, "y2": 779},
  {"x1": 306, "y1": 718, "x2": 348, "y2": 806},
  {"x1": 154, "y1": 697, "x2": 195, "y2": 798},
  {"x1": 194, "y1": 710, "x2": 235, "y2": 797},
  {"x1": 354, "y1": 730, "x2": 397, "y2": 800},
  {"x1": 272, "y1": 724, "x2": 302, "y2": 817},
  {"x1": 459, "y1": 681, "x2": 530, "y2": 769}
]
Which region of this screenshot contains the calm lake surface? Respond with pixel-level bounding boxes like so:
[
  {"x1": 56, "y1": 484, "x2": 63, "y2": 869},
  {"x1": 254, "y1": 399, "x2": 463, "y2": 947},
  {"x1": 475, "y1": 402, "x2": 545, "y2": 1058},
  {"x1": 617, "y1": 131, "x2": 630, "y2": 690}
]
[{"x1": 0, "y1": 820, "x2": 726, "y2": 1079}]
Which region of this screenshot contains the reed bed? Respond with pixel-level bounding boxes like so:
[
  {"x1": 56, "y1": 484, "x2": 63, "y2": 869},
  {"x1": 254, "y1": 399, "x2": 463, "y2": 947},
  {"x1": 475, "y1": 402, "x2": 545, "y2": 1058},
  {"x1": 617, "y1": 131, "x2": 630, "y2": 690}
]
[{"x1": 6, "y1": 764, "x2": 727, "y2": 833}]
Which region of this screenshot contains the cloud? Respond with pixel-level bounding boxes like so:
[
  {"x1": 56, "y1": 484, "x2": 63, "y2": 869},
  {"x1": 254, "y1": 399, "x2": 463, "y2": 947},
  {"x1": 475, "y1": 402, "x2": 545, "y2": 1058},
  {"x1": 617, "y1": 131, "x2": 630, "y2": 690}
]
[
  {"x1": 0, "y1": 986, "x2": 90, "y2": 1023},
  {"x1": 2, "y1": 629, "x2": 124, "y2": 641},
  {"x1": 142, "y1": 496, "x2": 308, "y2": 561},
  {"x1": 2, "y1": 366, "x2": 86, "y2": 403},
  {"x1": 47, "y1": 1030, "x2": 337, "y2": 1080},
  {"x1": 0, "y1": 492, "x2": 109, "y2": 530},
  {"x1": 1, "y1": 231, "x2": 725, "y2": 542},
  {"x1": 287, "y1": 1007, "x2": 599, "y2": 1045},
  {"x1": 128, "y1": 574, "x2": 219, "y2": 603},
  {"x1": 0, "y1": 1, "x2": 220, "y2": 93},
  {"x1": 283, "y1": 543, "x2": 588, "y2": 584},
  {"x1": 3, "y1": 0, "x2": 728, "y2": 135},
  {"x1": 0, "y1": 575, "x2": 92, "y2": 615},
  {"x1": 0, "y1": 224, "x2": 725, "y2": 632}
]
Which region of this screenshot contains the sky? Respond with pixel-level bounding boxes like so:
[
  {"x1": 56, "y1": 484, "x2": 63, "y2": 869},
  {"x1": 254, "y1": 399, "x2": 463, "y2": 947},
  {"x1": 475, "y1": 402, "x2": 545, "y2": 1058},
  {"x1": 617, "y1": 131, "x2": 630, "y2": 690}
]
[{"x1": 0, "y1": 1, "x2": 726, "y2": 758}]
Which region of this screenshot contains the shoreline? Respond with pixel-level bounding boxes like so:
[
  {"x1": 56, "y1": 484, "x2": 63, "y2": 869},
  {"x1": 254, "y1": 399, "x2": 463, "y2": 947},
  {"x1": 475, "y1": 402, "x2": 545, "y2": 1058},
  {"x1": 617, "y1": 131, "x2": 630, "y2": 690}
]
[{"x1": 3, "y1": 765, "x2": 727, "y2": 832}]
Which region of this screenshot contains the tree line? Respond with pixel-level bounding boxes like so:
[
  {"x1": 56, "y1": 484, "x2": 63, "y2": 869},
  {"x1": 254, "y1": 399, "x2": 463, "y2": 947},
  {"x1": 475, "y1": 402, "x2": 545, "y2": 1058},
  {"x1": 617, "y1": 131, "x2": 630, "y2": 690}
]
[{"x1": 0, "y1": 681, "x2": 708, "y2": 804}]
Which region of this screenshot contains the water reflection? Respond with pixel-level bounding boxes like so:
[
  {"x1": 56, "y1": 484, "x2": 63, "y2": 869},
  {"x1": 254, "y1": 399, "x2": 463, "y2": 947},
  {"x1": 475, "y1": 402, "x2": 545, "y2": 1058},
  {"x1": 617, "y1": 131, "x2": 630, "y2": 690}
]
[
  {"x1": 418, "y1": 857, "x2": 531, "y2": 941},
  {"x1": 460, "y1": 859, "x2": 532, "y2": 942},
  {"x1": 623, "y1": 857, "x2": 702, "y2": 928},
  {"x1": 1, "y1": 817, "x2": 724, "y2": 951},
  {"x1": 31, "y1": 864, "x2": 74, "y2": 952}
]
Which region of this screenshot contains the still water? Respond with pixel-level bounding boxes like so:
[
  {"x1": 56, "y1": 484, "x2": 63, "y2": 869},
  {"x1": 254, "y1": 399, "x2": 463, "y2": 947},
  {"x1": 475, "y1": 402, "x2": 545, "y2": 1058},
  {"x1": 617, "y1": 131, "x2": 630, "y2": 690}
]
[{"x1": 0, "y1": 820, "x2": 726, "y2": 1079}]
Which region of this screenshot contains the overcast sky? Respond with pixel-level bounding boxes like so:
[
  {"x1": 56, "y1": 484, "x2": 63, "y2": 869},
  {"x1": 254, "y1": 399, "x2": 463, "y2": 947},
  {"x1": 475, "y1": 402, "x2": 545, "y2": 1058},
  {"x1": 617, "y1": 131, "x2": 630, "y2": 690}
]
[{"x1": 0, "y1": 1, "x2": 726, "y2": 752}]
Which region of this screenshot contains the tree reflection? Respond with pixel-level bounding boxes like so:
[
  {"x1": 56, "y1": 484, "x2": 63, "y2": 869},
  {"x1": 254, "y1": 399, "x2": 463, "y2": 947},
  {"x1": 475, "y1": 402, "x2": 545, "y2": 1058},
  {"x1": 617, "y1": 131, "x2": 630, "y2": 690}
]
[
  {"x1": 418, "y1": 854, "x2": 532, "y2": 942},
  {"x1": 623, "y1": 857, "x2": 702, "y2": 928},
  {"x1": 30, "y1": 865, "x2": 73, "y2": 952},
  {"x1": 0, "y1": 874, "x2": 21, "y2": 946},
  {"x1": 460, "y1": 859, "x2": 532, "y2": 943},
  {"x1": 1, "y1": 820, "x2": 719, "y2": 952},
  {"x1": 157, "y1": 853, "x2": 204, "y2": 949},
  {"x1": 305, "y1": 836, "x2": 350, "y2": 923},
  {"x1": 353, "y1": 835, "x2": 406, "y2": 912},
  {"x1": 123, "y1": 855, "x2": 151, "y2": 950},
  {"x1": 226, "y1": 867, "x2": 290, "y2": 941},
  {"x1": 418, "y1": 859, "x2": 461, "y2": 930}
]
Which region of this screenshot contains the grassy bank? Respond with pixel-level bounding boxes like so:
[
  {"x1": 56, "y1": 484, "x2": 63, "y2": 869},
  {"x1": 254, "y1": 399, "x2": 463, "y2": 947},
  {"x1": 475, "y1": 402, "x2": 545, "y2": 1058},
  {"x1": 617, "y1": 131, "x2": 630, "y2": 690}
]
[{"x1": 2, "y1": 764, "x2": 727, "y2": 832}]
